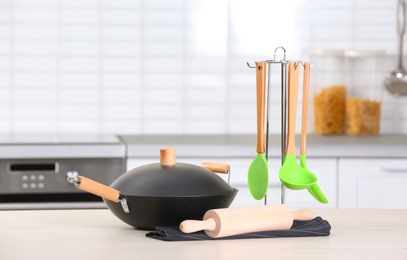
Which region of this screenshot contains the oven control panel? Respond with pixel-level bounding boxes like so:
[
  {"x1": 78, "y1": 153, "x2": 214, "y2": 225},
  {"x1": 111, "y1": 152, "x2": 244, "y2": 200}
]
[
  {"x1": 9, "y1": 162, "x2": 59, "y2": 191},
  {"x1": 21, "y1": 173, "x2": 46, "y2": 189},
  {"x1": 0, "y1": 158, "x2": 125, "y2": 196}
]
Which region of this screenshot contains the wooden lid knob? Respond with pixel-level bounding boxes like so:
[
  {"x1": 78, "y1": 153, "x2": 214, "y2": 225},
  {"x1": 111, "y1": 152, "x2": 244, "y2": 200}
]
[{"x1": 160, "y1": 148, "x2": 176, "y2": 166}]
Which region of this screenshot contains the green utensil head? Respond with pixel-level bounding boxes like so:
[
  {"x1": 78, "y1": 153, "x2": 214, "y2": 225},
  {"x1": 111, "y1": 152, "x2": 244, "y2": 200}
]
[
  {"x1": 247, "y1": 153, "x2": 268, "y2": 200},
  {"x1": 300, "y1": 154, "x2": 307, "y2": 169},
  {"x1": 308, "y1": 183, "x2": 329, "y2": 203},
  {"x1": 299, "y1": 154, "x2": 329, "y2": 203},
  {"x1": 279, "y1": 155, "x2": 317, "y2": 190}
]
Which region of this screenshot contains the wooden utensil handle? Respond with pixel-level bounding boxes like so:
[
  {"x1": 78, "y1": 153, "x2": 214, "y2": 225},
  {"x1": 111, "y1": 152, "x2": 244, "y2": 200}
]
[
  {"x1": 286, "y1": 62, "x2": 300, "y2": 155},
  {"x1": 300, "y1": 62, "x2": 311, "y2": 156},
  {"x1": 74, "y1": 176, "x2": 120, "y2": 202},
  {"x1": 201, "y1": 162, "x2": 230, "y2": 174},
  {"x1": 256, "y1": 61, "x2": 266, "y2": 154}
]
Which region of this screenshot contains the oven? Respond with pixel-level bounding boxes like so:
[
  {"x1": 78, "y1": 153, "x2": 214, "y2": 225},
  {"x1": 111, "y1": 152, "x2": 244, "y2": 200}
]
[{"x1": 0, "y1": 135, "x2": 126, "y2": 209}]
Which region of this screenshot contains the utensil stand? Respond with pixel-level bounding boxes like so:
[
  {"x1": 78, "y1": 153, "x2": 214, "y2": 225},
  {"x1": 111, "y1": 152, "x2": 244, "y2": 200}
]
[{"x1": 247, "y1": 47, "x2": 310, "y2": 204}]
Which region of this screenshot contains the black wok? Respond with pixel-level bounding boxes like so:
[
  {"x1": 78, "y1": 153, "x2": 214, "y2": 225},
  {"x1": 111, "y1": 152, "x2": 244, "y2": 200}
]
[{"x1": 68, "y1": 148, "x2": 238, "y2": 230}]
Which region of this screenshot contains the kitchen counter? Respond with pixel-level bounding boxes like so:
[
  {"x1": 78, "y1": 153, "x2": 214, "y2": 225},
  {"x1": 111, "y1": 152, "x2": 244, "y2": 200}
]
[
  {"x1": 1, "y1": 209, "x2": 406, "y2": 259},
  {"x1": 122, "y1": 134, "x2": 407, "y2": 158},
  {"x1": 0, "y1": 134, "x2": 125, "y2": 159}
]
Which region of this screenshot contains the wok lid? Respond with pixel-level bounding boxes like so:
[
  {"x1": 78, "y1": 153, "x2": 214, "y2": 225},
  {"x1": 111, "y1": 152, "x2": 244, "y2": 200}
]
[{"x1": 110, "y1": 148, "x2": 236, "y2": 197}]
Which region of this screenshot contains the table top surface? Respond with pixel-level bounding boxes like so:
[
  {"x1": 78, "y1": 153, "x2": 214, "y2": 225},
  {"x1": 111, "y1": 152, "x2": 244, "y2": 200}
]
[{"x1": 1, "y1": 208, "x2": 406, "y2": 259}]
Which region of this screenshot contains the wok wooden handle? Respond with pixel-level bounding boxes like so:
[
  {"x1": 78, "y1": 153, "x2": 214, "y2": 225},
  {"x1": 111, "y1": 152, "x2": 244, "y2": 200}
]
[
  {"x1": 73, "y1": 176, "x2": 120, "y2": 202},
  {"x1": 300, "y1": 62, "x2": 311, "y2": 156},
  {"x1": 180, "y1": 204, "x2": 314, "y2": 238},
  {"x1": 256, "y1": 61, "x2": 267, "y2": 154},
  {"x1": 286, "y1": 62, "x2": 300, "y2": 155},
  {"x1": 201, "y1": 162, "x2": 230, "y2": 174}
]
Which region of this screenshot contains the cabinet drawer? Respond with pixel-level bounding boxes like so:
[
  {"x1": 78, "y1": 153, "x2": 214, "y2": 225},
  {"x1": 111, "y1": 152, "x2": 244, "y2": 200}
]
[{"x1": 339, "y1": 158, "x2": 407, "y2": 209}]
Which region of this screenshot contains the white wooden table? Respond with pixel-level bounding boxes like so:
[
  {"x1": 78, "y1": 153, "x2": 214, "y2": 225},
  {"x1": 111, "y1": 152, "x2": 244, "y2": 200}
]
[{"x1": 1, "y1": 208, "x2": 406, "y2": 259}]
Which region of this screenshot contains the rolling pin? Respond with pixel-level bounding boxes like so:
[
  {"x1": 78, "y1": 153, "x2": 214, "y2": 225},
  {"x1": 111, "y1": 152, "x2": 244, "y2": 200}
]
[{"x1": 179, "y1": 204, "x2": 314, "y2": 238}]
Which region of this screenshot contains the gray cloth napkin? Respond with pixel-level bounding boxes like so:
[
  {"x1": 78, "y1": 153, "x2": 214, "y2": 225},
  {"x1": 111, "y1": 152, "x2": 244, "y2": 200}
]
[{"x1": 146, "y1": 216, "x2": 331, "y2": 241}]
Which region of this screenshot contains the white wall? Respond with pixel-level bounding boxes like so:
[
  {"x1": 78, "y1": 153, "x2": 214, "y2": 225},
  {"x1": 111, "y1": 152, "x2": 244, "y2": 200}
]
[{"x1": 0, "y1": 0, "x2": 405, "y2": 135}]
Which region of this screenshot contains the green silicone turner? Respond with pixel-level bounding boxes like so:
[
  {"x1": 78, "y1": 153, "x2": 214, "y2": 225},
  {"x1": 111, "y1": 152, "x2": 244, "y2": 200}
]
[{"x1": 248, "y1": 61, "x2": 268, "y2": 200}]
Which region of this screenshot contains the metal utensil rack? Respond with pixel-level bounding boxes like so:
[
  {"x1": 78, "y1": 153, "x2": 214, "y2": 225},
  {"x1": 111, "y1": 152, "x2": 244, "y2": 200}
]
[{"x1": 247, "y1": 46, "x2": 311, "y2": 204}]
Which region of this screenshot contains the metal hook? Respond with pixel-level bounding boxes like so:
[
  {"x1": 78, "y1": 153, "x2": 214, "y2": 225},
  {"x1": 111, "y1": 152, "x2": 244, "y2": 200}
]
[
  {"x1": 274, "y1": 46, "x2": 287, "y2": 62},
  {"x1": 302, "y1": 61, "x2": 316, "y2": 68},
  {"x1": 246, "y1": 47, "x2": 315, "y2": 68},
  {"x1": 291, "y1": 61, "x2": 301, "y2": 70},
  {"x1": 295, "y1": 61, "x2": 304, "y2": 69},
  {"x1": 293, "y1": 61, "x2": 316, "y2": 69},
  {"x1": 303, "y1": 61, "x2": 315, "y2": 68},
  {"x1": 246, "y1": 62, "x2": 256, "y2": 68}
]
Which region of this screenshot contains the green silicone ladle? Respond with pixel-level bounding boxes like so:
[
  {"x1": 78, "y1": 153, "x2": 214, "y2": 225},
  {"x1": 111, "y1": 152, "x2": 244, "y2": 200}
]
[
  {"x1": 248, "y1": 61, "x2": 268, "y2": 200},
  {"x1": 300, "y1": 62, "x2": 328, "y2": 203},
  {"x1": 300, "y1": 155, "x2": 328, "y2": 203},
  {"x1": 279, "y1": 62, "x2": 317, "y2": 190}
]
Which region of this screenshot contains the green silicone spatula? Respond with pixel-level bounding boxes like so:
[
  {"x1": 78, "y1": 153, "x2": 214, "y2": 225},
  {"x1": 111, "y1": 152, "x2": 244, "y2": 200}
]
[
  {"x1": 300, "y1": 62, "x2": 328, "y2": 203},
  {"x1": 248, "y1": 61, "x2": 268, "y2": 200},
  {"x1": 279, "y1": 62, "x2": 317, "y2": 190}
]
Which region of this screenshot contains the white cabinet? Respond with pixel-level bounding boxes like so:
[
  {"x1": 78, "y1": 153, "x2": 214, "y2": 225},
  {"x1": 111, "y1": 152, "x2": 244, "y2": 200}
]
[
  {"x1": 127, "y1": 156, "x2": 337, "y2": 209},
  {"x1": 338, "y1": 158, "x2": 407, "y2": 209}
]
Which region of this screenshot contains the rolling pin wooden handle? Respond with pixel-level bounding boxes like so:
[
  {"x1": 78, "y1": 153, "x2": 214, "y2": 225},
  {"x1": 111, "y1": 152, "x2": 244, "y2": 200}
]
[
  {"x1": 74, "y1": 176, "x2": 120, "y2": 202},
  {"x1": 180, "y1": 218, "x2": 216, "y2": 234},
  {"x1": 201, "y1": 162, "x2": 230, "y2": 174},
  {"x1": 293, "y1": 209, "x2": 314, "y2": 221}
]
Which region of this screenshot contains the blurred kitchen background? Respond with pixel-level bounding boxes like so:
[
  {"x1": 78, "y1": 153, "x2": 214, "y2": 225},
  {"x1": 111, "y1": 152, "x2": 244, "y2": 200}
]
[{"x1": 0, "y1": 0, "x2": 406, "y2": 136}]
